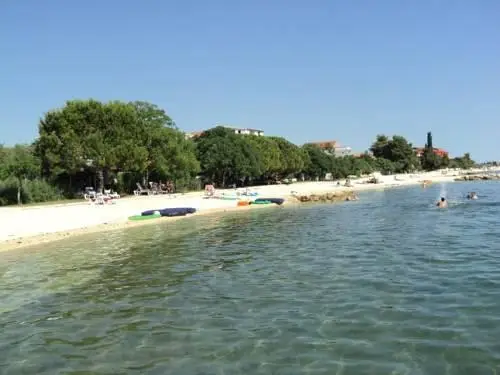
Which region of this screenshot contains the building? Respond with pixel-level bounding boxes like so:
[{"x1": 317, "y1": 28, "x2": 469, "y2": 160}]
[
  {"x1": 228, "y1": 127, "x2": 264, "y2": 136},
  {"x1": 185, "y1": 126, "x2": 264, "y2": 140},
  {"x1": 305, "y1": 140, "x2": 353, "y2": 156},
  {"x1": 185, "y1": 131, "x2": 204, "y2": 140},
  {"x1": 413, "y1": 147, "x2": 449, "y2": 158}
]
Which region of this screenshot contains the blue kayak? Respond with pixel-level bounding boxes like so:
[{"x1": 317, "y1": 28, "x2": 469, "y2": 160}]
[
  {"x1": 159, "y1": 207, "x2": 197, "y2": 217},
  {"x1": 253, "y1": 198, "x2": 285, "y2": 205},
  {"x1": 142, "y1": 207, "x2": 196, "y2": 216}
]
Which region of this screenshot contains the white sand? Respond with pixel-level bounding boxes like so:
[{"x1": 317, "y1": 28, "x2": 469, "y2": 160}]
[{"x1": 0, "y1": 169, "x2": 468, "y2": 251}]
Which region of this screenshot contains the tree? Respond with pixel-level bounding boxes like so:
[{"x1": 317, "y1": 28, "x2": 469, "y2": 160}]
[
  {"x1": 420, "y1": 131, "x2": 442, "y2": 171},
  {"x1": 302, "y1": 144, "x2": 331, "y2": 180},
  {"x1": 37, "y1": 99, "x2": 135, "y2": 192},
  {"x1": 370, "y1": 135, "x2": 390, "y2": 159},
  {"x1": 269, "y1": 137, "x2": 307, "y2": 178},
  {"x1": 421, "y1": 148, "x2": 442, "y2": 171},
  {"x1": 37, "y1": 99, "x2": 197, "y2": 194},
  {"x1": 375, "y1": 157, "x2": 396, "y2": 175},
  {"x1": 195, "y1": 126, "x2": 261, "y2": 187},
  {"x1": 442, "y1": 153, "x2": 475, "y2": 170},
  {"x1": 0, "y1": 144, "x2": 7, "y2": 180},
  {"x1": 131, "y1": 101, "x2": 177, "y2": 129},
  {"x1": 353, "y1": 156, "x2": 374, "y2": 176},
  {"x1": 246, "y1": 136, "x2": 283, "y2": 181},
  {"x1": 426, "y1": 131, "x2": 433, "y2": 149},
  {"x1": 130, "y1": 101, "x2": 199, "y2": 185},
  {"x1": 4, "y1": 145, "x2": 40, "y2": 204},
  {"x1": 441, "y1": 154, "x2": 450, "y2": 168},
  {"x1": 370, "y1": 135, "x2": 417, "y2": 173}
]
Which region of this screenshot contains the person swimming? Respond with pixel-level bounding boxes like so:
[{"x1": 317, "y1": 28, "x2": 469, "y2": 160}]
[
  {"x1": 436, "y1": 197, "x2": 448, "y2": 208},
  {"x1": 345, "y1": 193, "x2": 359, "y2": 201},
  {"x1": 467, "y1": 192, "x2": 478, "y2": 200}
]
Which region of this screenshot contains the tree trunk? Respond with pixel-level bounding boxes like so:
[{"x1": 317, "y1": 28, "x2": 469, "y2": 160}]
[
  {"x1": 96, "y1": 169, "x2": 104, "y2": 194},
  {"x1": 68, "y1": 174, "x2": 72, "y2": 197},
  {"x1": 17, "y1": 177, "x2": 22, "y2": 205},
  {"x1": 103, "y1": 168, "x2": 110, "y2": 189},
  {"x1": 142, "y1": 170, "x2": 149, "y2": 187}
]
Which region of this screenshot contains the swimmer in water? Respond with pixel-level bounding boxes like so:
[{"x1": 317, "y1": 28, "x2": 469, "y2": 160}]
[
  {"x1": 467, "y1": 192, "x2": 478, "y2": 200},
  {"x1": 436, "y1": 197, "x2": 448, "y2": 208}
]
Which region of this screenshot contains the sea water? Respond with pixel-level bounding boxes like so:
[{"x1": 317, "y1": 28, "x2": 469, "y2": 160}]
[{"x1": 1, "y1": 181, "x2": 500, "y2": 374}]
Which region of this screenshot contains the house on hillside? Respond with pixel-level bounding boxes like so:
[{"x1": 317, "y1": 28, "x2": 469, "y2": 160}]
[
  {"x1": 305, "y1": 140, "x2": 352, "y2": 156},
  {"x1": 413, "y1": 147, "x2": 449, "y2": 158},
  {"x1": 185, "y1": 125, "x2": 264, "y2": 140},
  {"x1": 228, "y1": 127, "x2": 264, "y2": 136}
]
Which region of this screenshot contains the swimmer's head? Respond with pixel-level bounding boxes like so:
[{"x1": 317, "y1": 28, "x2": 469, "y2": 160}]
[{"x1": 441, "y1": 197, "x2": 445, "y2": 202}]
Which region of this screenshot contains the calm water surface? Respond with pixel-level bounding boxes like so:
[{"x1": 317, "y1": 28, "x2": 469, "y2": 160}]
[{"x1": 1, "y1": 182, "x2": 500, "y2": 374}]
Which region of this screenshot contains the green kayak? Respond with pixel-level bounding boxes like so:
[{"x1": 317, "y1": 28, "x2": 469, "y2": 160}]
[
  {"x1": 251, "y1": 200, "x2": 272, "y2": 205},
  {"x1": 128, "y1": 213, "x2": 161, "y2": 221}
]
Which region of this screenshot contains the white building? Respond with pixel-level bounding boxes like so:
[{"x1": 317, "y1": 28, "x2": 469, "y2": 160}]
[
  {"x1": 185, "y1": 125, "x2": 264, "y2": 140},
  {"x1": 333, "y1": 146, "x2": 352, "y2": 156},
  {"x1": 305, "y1": 140, "x2": 352, "y2": 156},
  {"x1": 226, "y1": 126, "x2": 264, "y2": 136}
]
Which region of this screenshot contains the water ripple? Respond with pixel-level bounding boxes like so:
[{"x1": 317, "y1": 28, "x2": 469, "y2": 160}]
[{"x1": 1, "y1": 182, "x2": 500, "y2": 374}]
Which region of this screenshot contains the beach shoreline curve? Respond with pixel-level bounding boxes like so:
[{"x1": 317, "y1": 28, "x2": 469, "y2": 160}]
[{"x1": 0, "y1": 171, "x2": 472, "y2": 252}]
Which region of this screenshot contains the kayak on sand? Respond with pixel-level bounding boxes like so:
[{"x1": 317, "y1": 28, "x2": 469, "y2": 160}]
[{"x1": 141, "y1": 207, "x2": 196, "y2": 216}]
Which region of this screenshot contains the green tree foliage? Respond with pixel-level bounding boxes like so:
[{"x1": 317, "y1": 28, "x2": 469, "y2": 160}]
[
  {"x1": 246, "y1": 136, "x2": 283, "y2": 180},
  {"x1": 419, "y1": 131, "x2": 475, "y2": 171},
  {"x1": 421, "y1": 148, "x2": 442, "y2": 171},
  {"x1": 302, "y1": 144, "x2": 331, "y2": 180},
  {"x1": 426, "y1": 131, "x2": 433, "y2": 149},
  {"x1": 370, "y1": 135, "x2": 390, "y2": 159},
  {"x1": 269, "y1": 137, "x2": 307, "y2": 179},
  {"x1": 36, "y1": 99, "x2": 199, "y2": 194},
  {"x1": 0, "y1": 144, "x2": 58, "y2": 205},
  {"x1": 1, "y1": 101, "x2": 479, "y2": 205},
  {"x1": 449, "y1": 153, "x2": 475, "y2": 169},
  {"x1": 369, "y1": 134, "x2": 417, "y2": 173},
  {"x1": 195, "y1": 128, "x2": 311, "y2": 187},
  {"x1": 194, "y1": 127, "x2": 261, "y2": 186}
]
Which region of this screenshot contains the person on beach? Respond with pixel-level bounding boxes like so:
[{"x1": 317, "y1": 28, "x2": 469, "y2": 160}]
[{"x1": 436, "y1": 197, "x2": 448, "y2": 208}]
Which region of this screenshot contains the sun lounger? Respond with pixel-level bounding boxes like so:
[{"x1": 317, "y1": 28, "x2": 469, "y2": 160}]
[
  {"x1": 134, "y1": 183, "x2": 152, "y2": 196},
  {"x1": 104, "y1": 189, "x2": 120, "y2": 199}
]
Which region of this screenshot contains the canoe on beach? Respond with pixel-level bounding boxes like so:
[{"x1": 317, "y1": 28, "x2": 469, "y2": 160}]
[
  {"x1": 159, "y1": 207, "x2": 197, "y2": 217},
  {"x1": 251, "y1": 200, "x2": 272, "y2": 205},
  {"x1": 253, "y1": 198, "x2": 285, "y2": 205},
  {"x1": 141, "y1": 207, "x2": 197, "y2": 217}
]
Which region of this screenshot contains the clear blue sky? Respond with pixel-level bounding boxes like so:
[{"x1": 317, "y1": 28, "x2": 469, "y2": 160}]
[{"x1": 1, "y1": 0, "x2": 499, "y2": 161}]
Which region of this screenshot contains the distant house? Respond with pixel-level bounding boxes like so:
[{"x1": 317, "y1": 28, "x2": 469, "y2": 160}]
[
  {"x1": 413, "y1": 147, "x2": 449, "y2": 158},
  {"x1": 185, "y1": 125, "x2": 264, "y2": 140},
  {"x1": 228, "y1": 127, "x2": 264, "y2": 136},
  {"x1": 305, "y1": 140, "x2": 352, "y2": 156},
  {"x1": 185, "y1": 131, "x2": 204, "y2": 140}
]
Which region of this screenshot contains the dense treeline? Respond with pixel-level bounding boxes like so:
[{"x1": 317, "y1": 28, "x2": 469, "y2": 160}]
[{"x1": 0, "y1": 99, "x2": 476, "y2": 205}]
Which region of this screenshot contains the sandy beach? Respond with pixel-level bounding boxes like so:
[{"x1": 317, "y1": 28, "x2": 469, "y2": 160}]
[{"x1": 0, "y1": 170, "x2": 469, "y2": 252}]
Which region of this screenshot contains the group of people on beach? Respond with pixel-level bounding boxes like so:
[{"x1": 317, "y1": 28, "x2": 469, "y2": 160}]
[{"x1": 436, "y1": 191, "x2": 478, "y2": 208}]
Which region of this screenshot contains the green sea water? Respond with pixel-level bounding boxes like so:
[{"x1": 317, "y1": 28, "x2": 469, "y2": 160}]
[{"x1": 1, "y1": 182, "x2": 500, "y2": 374}]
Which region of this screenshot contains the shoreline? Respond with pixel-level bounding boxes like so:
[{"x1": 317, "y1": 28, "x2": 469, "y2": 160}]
[
  {"x1": 0, "y1": 203, "x2": 282, "y2": 252},
  {"x1": 0, "y1": 171, "x2": 469, "y2": 252}
]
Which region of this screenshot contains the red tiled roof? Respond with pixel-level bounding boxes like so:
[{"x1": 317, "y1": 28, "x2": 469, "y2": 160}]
[
  {"x1": 306, "y1": 140, "x2": 339, "y2": 148},
  {"x1": 414, "y1": 147, "x2": 449, "y2": 157}
]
